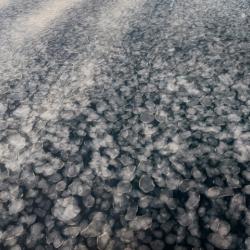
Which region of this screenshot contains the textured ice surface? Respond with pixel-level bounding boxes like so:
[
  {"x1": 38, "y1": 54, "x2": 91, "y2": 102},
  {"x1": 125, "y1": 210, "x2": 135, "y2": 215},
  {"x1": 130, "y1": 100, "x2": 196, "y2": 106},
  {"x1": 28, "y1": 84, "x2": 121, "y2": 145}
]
[{"x1": 0, "y1": 0, "x2": 250, "y2": 249}]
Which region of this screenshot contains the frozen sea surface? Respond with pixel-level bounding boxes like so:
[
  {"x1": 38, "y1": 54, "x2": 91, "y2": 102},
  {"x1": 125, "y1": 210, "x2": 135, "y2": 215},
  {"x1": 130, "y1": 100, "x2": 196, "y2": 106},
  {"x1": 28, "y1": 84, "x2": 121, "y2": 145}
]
[{"x1": 0, "y1": 0, "x2": 250, "y2": 249}]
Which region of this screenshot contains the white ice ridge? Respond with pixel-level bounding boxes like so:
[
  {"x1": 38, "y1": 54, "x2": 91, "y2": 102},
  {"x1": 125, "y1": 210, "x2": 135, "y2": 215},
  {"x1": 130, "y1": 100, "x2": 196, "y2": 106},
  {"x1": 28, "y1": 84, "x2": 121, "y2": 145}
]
[
  {"x1": 9, "y1": 0, "x2": 83, "y2": 44},
  {"x1": 0, "y1": 0, "x2": 10, "y2": 9}
]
